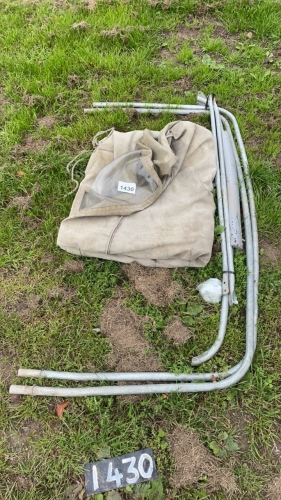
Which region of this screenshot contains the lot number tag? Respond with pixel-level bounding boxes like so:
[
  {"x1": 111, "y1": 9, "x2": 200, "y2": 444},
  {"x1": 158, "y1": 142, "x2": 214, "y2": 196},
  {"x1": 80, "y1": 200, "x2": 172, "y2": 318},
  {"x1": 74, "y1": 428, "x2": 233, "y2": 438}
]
[
  {"x1": 117, "y1": 181, "x2": 136, "y2": 194},
  {"x1": 84, "y1": 448, "x2": 157, "y2": 495}
]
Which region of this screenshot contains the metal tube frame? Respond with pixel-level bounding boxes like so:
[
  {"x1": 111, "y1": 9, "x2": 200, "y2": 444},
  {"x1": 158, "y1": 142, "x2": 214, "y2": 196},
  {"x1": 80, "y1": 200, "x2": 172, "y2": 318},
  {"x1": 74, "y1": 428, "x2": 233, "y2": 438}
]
[{"x1": 10, "y1": 95, "x2": 258, "y2": 397}]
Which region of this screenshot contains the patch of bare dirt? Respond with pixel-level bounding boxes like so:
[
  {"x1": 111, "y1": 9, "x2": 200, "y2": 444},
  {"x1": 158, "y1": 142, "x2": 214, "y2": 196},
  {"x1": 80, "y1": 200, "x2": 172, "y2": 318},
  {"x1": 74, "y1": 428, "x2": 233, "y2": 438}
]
[
  {"x1": 245, "y1": 133, "x2": 264, "y2": 153},
  {"x1": 3, "y1": 286, "x2": 77, "y2": 319},
  {"x1": 212, "y1": 241, "x2": 221, "y2": 256},
  {"x1": 101, "y1": 26, "x2": 131, "y2": 40},
  {"x1": 147, "y1": 0, "x2": 175, "y2": 8},
  {"x1": 47, "y1": 286, "x2": 77, "y2": 301},
  {"x1": 101, "y1": 25, "x2": 149, "y2": 40},
  {"x1": 6, "y1": 294, "x2": 43, "y2": 319},
  {"x1": 212, "y1": 22, "x2": 241, "y2": 45},
  {"x1": 227, "y1": 409, "x2": 251, "y2": 453},
  {"x1": 0, "y1": 96, "x2": 11, "y2": 108},
  {"x1": 100, "y1": 297, "x2": 162, "y2": 372},
  {"x1": 23, "y1": 94, "x2": 44, "y2": 106},
  {"x1": 67, "y1": 74, "x2": 82, "y2": 88},
  {"x1": 12, "y1": 136, "x2": 50, "y2": 155},
  {"x1": 175, "y1": 23, "x2": 204, "y2": 59},
  {"x1": 185, "y1": 9, "x2": 240, "y2": 45},
  {"x1": 59, "y1": 260, "x2": 85, "y2": 273},
  {"x1": 168, "y1": 426, "x2": 238, "y2": 493},
  {"x1": 9, "y1": 474, "x2": 34, "y2": 492},
  {"x1": 0, "y1": 353, "x2": 17, "y2": 386},
  {"x1": 24, "y1": 136, "x2": 50, "y2": 152},
  {"x1": 21, "y1": 0, "x2": 78, "y2": 7},
  {"x1": 163, "y1": 317, "x2": 193, "y2": 345},
  {"x1": 266, "y1": 473, "x2": 281, "y2": 499},
  {"x1": 269, "y1": 421, "x2": 281, "y2": 464},
  {"x1": 172, "y1": 75, "x2": 192, "y2": 92},
  {"x1": 3, "y1": 420, "x2": 43, "y2": 466},
  {"x1": 22, "y1": 215, "x2": 40, "y2": 229},
  {"x1": 64, "y1": 482, "x2": 86, "y2": 500},
  {"x1": 37, "y1": 116, "x2": 56, "y2": 129},
  {"x1": 41, "y1": 253, "x2": 56, "y2": 264},
  {"x1": 173, "y1": 18, "x2": 240, "y2": 63},
  {"x1": 177, "y1": 25, "x2": 196, "y2": 42},
  {"x1": 159, "y1": 48, "x2": 176, "y2": 63},
  {"x1": 72, "y1": 21, "x2": 90, "y2": 30},
  {"x1": 123, "y1": 262, "x2": 183, "y2": 307},
  {"x1": 260, "y1": 239, "x2": 281, "y2": 266},
  {"x1": 82, "y1": 0, "x2": 96, "y2": 10},
  {"x1": 0, "y1": 267, "x2": 38, "y2": 317},
  {"x1": 0, "y1": 265, "x2": 31, "y2": 287},
  {"x1": 101, "y1": 296, "x2": 163, "y2": 403},
  {"x1": 7, "y1": 195, "x2": 32, "y2": 211},
  {"x1": 271, "y1": 439, "x2": 281, "y2": 462}
]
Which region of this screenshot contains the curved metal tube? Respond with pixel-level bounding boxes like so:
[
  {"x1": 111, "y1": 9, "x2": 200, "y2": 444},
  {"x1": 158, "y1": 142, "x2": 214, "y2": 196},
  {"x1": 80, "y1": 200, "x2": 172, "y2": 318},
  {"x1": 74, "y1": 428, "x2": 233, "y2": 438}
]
[
  {"x1": 190, "y1": 295, "x2": 229, "y2": 366},
  {"x1": 9, "y1": 353, "x2": 253, "y2": 397}
]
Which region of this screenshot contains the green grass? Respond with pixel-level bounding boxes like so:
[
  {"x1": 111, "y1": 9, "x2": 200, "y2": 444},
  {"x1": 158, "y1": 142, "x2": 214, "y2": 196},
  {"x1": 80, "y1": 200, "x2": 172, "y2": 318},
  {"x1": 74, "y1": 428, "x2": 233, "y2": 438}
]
[{"x1": 1, "y1": 0, "x2": 281, "y2": 499}]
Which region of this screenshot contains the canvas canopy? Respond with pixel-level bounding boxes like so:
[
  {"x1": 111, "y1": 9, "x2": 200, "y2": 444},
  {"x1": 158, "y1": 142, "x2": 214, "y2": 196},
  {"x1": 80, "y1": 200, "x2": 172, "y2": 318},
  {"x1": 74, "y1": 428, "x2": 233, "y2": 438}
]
[{"x1": 57, "y1": 120, "x2": 217, "y2": 268}]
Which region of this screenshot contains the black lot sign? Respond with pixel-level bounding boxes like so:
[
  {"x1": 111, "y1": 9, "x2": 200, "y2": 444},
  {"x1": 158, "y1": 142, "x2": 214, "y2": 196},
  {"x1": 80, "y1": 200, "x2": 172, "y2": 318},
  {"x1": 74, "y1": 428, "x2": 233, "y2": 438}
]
[{"x1": 84, "y1": 448, "x2": 158, "y2": 495}]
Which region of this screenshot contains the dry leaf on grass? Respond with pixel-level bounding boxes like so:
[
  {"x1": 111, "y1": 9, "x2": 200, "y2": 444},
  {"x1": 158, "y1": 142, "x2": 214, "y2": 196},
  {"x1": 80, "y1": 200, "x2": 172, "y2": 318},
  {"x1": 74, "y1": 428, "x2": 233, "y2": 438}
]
[{"x1": 56, "y1": 401, "x2": 69, "y2": 418}]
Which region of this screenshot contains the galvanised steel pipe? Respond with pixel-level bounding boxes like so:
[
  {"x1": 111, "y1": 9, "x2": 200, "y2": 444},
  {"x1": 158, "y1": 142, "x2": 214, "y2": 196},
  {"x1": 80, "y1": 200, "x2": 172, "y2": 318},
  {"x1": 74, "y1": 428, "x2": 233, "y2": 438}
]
[
  {"x1": 85, "y1": 108, "x2": 209, "y2": 115},
  {"x1": 87, "y1": 102, "x2": 207, "y2": 110},
  {"x1": 16, "y1": 367, "x2": 238, "y2": 382},
  {"x1": 9, "y1": 353, "x2": 254, "y2": 396}
]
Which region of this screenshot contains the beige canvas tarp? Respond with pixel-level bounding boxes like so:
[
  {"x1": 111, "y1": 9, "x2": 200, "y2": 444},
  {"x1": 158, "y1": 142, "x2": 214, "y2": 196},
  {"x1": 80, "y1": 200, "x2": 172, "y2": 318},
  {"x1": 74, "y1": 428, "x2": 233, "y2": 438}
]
[{"x1": 57, "y1": 120, "x2": 217, "y2": 268}]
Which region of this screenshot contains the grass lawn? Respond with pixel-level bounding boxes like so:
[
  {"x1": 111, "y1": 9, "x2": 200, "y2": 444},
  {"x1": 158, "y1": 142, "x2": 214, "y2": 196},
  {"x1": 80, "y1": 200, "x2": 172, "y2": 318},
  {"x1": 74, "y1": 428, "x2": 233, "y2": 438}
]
[{"x1": 1, "y1": 0, "x2": 281, "y2": 498}]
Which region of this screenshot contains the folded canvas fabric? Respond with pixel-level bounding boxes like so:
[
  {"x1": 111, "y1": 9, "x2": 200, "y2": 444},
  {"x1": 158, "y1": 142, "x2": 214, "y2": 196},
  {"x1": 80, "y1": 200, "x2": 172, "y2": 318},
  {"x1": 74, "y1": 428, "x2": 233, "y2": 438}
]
[{"x1": 57, "y1": 120, "x2": 217, "y2": 268}]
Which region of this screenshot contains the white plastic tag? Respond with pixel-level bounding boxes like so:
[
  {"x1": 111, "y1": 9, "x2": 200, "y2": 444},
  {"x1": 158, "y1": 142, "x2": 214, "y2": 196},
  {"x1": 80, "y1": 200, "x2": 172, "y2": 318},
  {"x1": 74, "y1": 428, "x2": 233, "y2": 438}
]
[{"x1": 118, "y1": 181, "x2": 136, "y2": 194}]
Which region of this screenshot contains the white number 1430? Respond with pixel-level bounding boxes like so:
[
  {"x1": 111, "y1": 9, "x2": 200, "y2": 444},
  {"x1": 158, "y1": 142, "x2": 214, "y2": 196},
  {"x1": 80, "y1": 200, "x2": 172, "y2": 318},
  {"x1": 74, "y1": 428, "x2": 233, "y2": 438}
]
[{"x1": 92, "y1": 453, "x2": 153, "y2": 490}]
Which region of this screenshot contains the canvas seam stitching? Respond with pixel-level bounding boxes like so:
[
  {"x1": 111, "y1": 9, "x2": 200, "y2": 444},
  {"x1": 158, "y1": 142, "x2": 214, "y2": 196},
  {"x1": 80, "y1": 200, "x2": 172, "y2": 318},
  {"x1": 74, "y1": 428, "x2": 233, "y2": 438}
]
[{"x1": 106, "y1": 216, "x2": 124, "y2": 254}]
